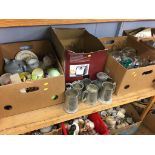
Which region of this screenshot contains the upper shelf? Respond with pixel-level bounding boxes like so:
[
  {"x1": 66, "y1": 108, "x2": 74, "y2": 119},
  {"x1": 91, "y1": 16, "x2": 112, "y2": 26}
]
[
  {"x1": 0, "y1": 87, "x2": 155, "y2": 135},
  {"x1": 0, "y1": 19, "x2": 153, "y2": 27}
]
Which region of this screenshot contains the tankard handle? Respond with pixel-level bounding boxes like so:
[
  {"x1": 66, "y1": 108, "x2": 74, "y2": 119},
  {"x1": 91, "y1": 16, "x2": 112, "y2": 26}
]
[
  {"x1": 65, "y1": 83, "x2": 73, "y2": 90},
  {"x1": 82, "y1": 90, "x2": 88, "y2": 102}
]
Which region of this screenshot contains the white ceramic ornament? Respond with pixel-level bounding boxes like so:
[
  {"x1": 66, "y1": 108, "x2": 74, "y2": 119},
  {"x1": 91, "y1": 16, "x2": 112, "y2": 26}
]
[
  {"x1": 73, "y1": 122, "x2": 80, "y2": 135},
  {"x1": 119, "y1": 108, "x2": 126, "y2": 114},
  {"x1": 117, "y1": 111, "x2": 125, "y2": 119},
  {"x1": 106, "y1": 116, "x2": 116, "y2": 129}
]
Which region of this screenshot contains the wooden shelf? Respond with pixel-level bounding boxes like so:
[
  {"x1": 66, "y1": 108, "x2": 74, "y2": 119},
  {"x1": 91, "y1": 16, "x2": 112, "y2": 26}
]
[
  {"x1": 0, "y1": 19, "x2": 152, "y2": 28},
  {"x1": 0, "y1": 88, "x2": 155, "y2": 135}
]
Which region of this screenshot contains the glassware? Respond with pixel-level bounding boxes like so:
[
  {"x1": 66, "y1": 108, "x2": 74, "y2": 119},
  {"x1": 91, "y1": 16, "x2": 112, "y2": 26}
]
[
  {"x1": 64, "y1": 89, "x2": 79, "y2": 114},
  {"x1": 82, "y1": 84, "x2": 99, "y2": 105},
  {"x1": 72, "y1": 81, "x2": 84, "y2": 101},
  {"x1": 98, "y1": 81, "x2": 116, "y2": 104}
]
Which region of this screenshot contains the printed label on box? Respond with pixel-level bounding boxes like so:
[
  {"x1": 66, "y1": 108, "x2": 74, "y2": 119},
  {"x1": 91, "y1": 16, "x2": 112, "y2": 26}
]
[{"x1": 70, "y1": 64, "x2": 89, "y2": 77}]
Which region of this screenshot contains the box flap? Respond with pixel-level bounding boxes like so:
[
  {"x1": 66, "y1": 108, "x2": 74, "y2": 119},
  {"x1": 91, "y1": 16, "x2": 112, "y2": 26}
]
[{"x1": 51, "y1": 28, "x2": 105, "y2": 53}]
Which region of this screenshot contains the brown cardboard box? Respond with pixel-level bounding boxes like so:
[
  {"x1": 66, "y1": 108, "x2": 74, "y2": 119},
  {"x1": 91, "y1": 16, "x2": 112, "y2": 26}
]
[
  {"x1": 0, "y1": 40, "x2": 65, "y2": 118},
  {"x1": 100, "y1": 36, "x2": 155, "y2": 95},
  {"x1": 143, "y1": 104, "x2": 155, "y2": 133},
  {"x1": 109, "y1": 104, "x2": 142, "y2": 135},
  {"x1": 123, "y1": 27, "x2": 155, "y2": 51},
  {"x1": 123, "y1": 27, "x2": 155, "y2": 38},
  {"x1": 50, "y1": 28, "x2": 107, "y2": 82}
]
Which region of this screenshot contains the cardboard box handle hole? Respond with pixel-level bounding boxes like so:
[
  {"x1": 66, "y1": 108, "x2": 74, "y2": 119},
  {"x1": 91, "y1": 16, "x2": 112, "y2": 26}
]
[
  {"x1": 20, "y1": 87, "x2": 39, "y2": 93},
  {"x1": 124, "y1": 85, "x2": 130, "y2": 89},
  {"x1": 4, "y1": 105, "x2": 12, "y2": 110},
  {"x1": 142, "y1": 70, "x2": 153, "y2": 75},
  {"x1": 51, "y1": 95, "x2": 58, "y2": 100}
]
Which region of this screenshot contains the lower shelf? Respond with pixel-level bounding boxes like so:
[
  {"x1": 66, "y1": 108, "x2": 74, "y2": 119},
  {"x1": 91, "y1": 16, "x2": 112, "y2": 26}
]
[{"x1": 0, "y1": 88, "x2": 155, "y2": 135}]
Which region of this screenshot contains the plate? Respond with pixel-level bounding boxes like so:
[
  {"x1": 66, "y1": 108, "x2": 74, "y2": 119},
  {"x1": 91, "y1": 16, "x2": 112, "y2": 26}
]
[{"x1": 15, "y1": 50, "x2": 38, "y2": 61}]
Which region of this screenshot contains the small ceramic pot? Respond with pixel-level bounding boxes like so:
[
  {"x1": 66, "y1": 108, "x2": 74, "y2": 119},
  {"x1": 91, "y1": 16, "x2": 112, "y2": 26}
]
[{"x1": 117, "y1": 111, "x2": 125, "y2": 119}]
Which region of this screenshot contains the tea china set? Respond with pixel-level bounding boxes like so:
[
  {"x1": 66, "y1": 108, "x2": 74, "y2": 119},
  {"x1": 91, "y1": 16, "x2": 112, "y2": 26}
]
[{"x1": 0, "y1": 50, "x2": 60, "y2": 86}]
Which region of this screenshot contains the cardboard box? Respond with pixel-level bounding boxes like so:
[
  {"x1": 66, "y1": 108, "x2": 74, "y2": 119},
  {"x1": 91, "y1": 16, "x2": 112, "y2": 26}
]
[
  {"x1": 0, "y1": 40, "x2": 65, "y2": 118},
  {"x1": 123, "y1": 27, "x2": 155, "y2": 56},
  {"x1": 123, "y1": 27, "x2": 155, "y2": 39},
  {"x1": 51, "y1": 28, "x2": 107, "y2": 82},
  {"x1": 109, "y1": 104, "x2": 142, "y2": 135},
  {"x1": 143, "y1": 104, "x2": 155, "y2": 133},
  {"x1": 100, "y1": 36, "x2": 155, "y2": 95}
]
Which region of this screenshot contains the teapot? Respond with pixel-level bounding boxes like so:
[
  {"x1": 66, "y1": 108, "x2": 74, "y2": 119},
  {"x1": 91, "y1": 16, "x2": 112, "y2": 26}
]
[{"x1": 4, "y1": 58, "x2": 28, "y2": 74}]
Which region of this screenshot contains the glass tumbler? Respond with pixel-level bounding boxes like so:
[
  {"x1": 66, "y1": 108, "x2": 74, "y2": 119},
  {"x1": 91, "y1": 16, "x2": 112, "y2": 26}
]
[{"x1": 64, "y1": 89, "x2": 79, "y2": 114}]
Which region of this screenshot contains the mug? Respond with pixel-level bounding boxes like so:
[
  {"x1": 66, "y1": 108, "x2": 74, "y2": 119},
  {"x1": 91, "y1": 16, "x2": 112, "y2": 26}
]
[
  {"x1": 82, "y1": 84, "x2": 98, "y2": 105},
  {"x1": 72, "y1": 81, "x2": 84, "y2": 101},
  {"x1": 96, "y1": 72, "x2": 110, "y2": 82},
  {"x1": 98, "y1": 81, "x2": 116, "y2": 104},
  {"x1": 64, "y1": 89, "x2": 79, "y2": 114}
]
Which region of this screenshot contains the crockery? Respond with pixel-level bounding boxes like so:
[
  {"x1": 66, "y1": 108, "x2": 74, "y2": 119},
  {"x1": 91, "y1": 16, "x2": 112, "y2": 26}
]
[
  {"x1": 4, "y1": 58, "x2": 28, "y2": 74},
  {"x1": 15, "y1": 50, "x2": 38, "y2": 61},
  {"x1": 31, "y1": 68, "x2": 44, "y2": 80},
  {"x1": 47, "y1": 68, "x2": 60, "y2": 77}
]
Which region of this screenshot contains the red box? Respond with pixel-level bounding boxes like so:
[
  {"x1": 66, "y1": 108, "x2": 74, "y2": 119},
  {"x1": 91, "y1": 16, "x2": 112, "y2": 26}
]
[{"x1": 62, "y1": 113, "x2": 108, "y2": 135}]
